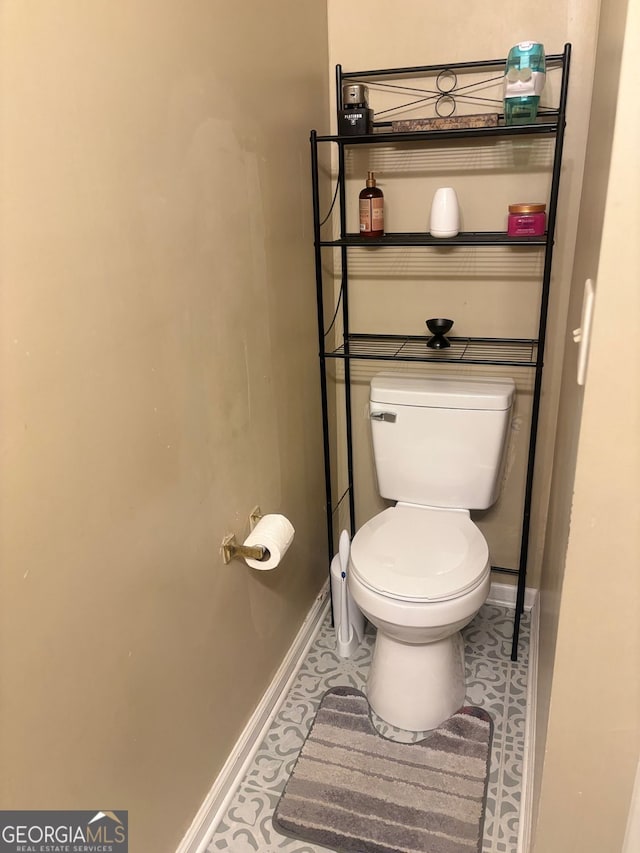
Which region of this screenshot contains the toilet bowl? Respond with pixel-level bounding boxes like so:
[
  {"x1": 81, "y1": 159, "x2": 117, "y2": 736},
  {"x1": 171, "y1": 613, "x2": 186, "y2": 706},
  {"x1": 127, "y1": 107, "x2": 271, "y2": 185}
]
[{"x1": 349, "y1": 502, "x2": 491, "y2": 731}]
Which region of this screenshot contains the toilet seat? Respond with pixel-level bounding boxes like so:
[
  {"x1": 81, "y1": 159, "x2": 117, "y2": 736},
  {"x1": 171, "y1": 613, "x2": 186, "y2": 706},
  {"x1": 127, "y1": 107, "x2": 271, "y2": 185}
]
[{"x1": 350, "y1": 504, "x2": 489, "y2": 603}]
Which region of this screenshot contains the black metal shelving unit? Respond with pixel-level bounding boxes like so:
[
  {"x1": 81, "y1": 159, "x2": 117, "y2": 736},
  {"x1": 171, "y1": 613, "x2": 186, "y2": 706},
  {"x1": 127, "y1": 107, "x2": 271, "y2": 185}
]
[{"x1": 311, "y1": 45, "x2": 571, "y2": 661}]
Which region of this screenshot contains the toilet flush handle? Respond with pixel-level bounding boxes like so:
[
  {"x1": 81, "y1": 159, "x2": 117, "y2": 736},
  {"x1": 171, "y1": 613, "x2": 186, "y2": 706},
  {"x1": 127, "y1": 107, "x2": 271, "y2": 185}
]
[{"x1": 370, "y1": 411, "x2": 397, "y2": 422}]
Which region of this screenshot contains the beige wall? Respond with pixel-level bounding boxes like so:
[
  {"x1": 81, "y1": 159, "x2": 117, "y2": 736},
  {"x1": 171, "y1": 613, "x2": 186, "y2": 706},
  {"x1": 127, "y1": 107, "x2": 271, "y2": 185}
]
[
  {"x1": 326, "y1": 0, "x2": 599, "y2": 582},
  {"x1": 533, "y1": 0, "x2": 640, "y2": 847},
  {"x1": 0, "y1": 2, "x2": 329, "y2": 850}
]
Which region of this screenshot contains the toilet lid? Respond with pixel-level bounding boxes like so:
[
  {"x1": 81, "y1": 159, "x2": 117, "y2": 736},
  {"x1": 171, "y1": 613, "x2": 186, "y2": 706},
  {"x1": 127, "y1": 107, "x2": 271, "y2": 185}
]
[{"x1": 349, "y1": 505, "x2": 489, "y2": 602}]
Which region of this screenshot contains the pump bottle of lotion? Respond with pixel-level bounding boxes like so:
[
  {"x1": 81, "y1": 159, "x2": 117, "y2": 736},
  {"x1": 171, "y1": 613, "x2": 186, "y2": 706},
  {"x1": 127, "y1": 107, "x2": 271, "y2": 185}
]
[{"x1": 359, "y1": 171, "x2": 384, "y2": 237}]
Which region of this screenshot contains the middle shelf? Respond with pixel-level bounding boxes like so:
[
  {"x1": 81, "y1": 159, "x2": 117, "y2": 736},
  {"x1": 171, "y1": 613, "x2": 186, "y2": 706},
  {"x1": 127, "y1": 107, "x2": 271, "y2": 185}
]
[
  {"x1": 324, "y1": 334, "x2": 538, "y2": 366},
  {"x1": 318, "y1": 231, "x2": 548, "y2": 247}
]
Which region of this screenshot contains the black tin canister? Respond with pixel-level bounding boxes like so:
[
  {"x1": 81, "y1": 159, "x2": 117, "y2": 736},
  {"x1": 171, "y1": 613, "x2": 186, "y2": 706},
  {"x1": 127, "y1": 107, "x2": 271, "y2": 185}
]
[{"x1": 338, "y1": 83, "x2": 373, "y2": 135}]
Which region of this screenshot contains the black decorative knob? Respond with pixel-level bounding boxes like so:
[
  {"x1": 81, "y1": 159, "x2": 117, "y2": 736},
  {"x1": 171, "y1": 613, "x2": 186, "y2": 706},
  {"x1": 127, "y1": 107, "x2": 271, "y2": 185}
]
[{"x1": 426, "y1": 318, "x2": 454, "y2": 349}]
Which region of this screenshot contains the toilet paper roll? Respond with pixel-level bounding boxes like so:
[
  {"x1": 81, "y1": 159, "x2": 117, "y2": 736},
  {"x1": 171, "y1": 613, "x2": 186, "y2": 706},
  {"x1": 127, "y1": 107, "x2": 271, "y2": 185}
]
[{"x1": 242, "y1": 514, "x2": 295, "y2": 570}]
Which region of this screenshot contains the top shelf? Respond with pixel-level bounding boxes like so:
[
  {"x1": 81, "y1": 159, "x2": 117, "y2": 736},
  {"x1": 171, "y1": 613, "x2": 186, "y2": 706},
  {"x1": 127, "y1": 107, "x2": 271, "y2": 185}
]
[
  {"x1": 314, "y1": 118, "x2": 561, "y2": 146},
  {"x1": 321, "y1": 46, "x2": 570, "y2": 147}
]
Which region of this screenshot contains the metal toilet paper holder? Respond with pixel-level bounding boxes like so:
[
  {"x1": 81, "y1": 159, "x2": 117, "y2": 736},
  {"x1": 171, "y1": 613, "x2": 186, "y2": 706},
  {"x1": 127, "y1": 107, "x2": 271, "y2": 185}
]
[{"x1": 221, "y1": 506, "x2": 271, "y2": 565}]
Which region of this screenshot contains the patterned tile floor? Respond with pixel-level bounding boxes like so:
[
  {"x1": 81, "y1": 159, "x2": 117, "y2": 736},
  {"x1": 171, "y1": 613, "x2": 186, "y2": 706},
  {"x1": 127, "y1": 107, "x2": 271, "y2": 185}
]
[{"x1": 208, "y1": 602, "x2": 530, "y2": 853}]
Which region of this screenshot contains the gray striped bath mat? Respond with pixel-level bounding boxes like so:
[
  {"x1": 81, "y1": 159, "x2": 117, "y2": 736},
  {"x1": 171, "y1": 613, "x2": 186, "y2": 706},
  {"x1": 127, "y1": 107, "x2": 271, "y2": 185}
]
[{"x1": 273, "y1": 685, "x2": 492, "y2": 853}]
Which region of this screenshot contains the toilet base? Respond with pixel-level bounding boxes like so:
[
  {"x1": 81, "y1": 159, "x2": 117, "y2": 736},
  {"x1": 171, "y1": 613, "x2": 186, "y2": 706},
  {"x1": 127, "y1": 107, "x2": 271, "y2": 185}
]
[{"x1": 367, "y1": 629, "x2": 466, "y2": 731}]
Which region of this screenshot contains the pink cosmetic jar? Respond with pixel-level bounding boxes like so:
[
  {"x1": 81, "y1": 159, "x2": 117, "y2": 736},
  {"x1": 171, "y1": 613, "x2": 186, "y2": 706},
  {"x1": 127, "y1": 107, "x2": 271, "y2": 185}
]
[{"x1": 507, "y1": 202, "x2": 547, "y2": 236}]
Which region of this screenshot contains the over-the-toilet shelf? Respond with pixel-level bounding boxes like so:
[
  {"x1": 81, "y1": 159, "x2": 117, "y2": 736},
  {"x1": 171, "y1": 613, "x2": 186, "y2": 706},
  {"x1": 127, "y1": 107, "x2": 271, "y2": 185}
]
[{"x1": 310, "y1": 45, "x2": 571, "y2": 661}]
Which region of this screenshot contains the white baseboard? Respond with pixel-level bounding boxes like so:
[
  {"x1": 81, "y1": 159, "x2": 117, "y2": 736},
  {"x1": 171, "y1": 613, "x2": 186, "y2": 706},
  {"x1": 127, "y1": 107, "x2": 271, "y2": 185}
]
[
  {"x1": 176, "y1": 582, "x2": 330, "y2": 853},
  {"x1": 488, "y1": 580, "x2": 538, "y2": 611},
  {"x1": 517, "y1": 594, "x2": 539, "y2": 853}
]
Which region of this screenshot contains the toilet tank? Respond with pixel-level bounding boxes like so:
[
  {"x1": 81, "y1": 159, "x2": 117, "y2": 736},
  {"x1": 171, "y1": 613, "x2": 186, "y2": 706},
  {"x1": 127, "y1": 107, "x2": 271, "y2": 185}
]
[{"x1": 369, "y1": 373, "x2": 516, "y2": 510}]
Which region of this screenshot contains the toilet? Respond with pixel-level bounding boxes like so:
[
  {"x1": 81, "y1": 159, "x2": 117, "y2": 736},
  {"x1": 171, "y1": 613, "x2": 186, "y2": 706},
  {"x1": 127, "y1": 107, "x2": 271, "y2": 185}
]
[{"x1": 348, "y1": 372, "x2": 516, "y2": 732}]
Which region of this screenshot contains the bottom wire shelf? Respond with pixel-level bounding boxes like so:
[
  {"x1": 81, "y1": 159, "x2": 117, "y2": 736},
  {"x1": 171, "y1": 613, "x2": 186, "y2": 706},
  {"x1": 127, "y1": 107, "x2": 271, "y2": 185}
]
[{"x1": 325, "y1": 334, "x2": 538, "y2": 366}]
